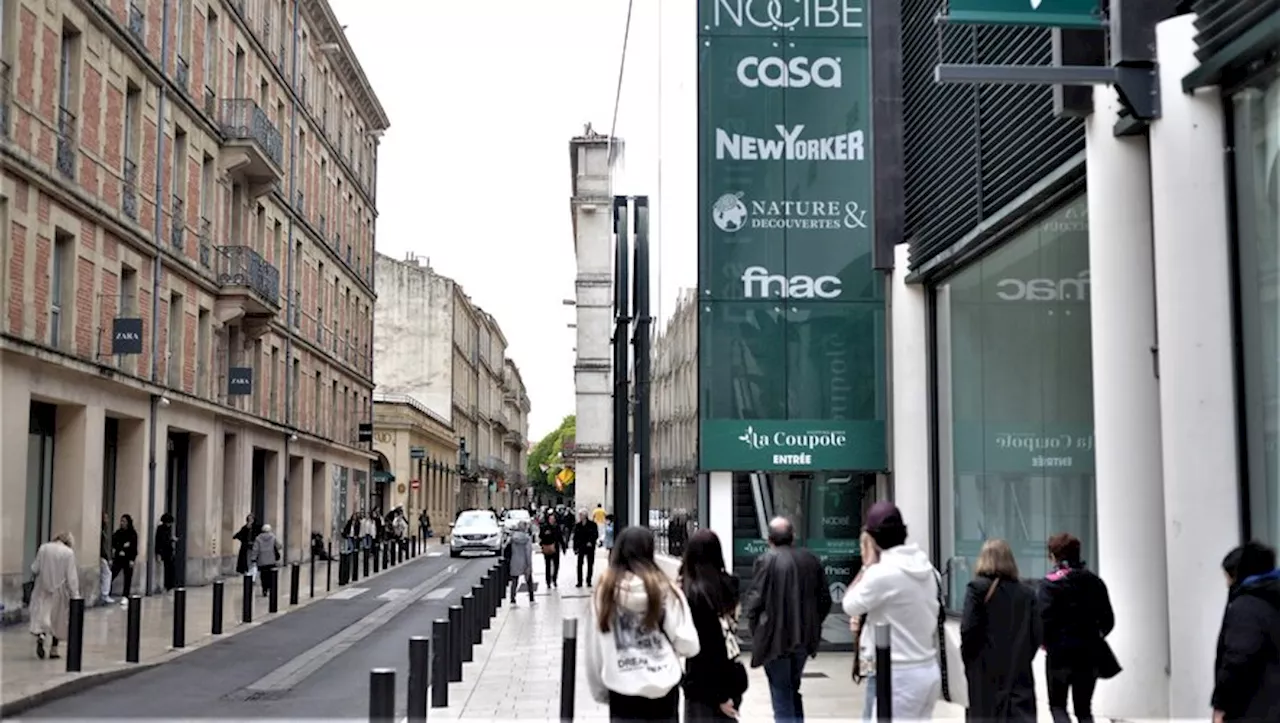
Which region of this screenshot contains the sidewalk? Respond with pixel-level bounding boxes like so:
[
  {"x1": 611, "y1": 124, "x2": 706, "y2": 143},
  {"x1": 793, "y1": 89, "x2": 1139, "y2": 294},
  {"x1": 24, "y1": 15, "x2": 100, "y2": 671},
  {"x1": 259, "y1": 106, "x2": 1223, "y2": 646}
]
[
  {"x1": 429, "y1": 549, "x2": 969, "y2": 722},
  {"x1": 0, "y1": 543, "x2": 436, "y2": 714}
]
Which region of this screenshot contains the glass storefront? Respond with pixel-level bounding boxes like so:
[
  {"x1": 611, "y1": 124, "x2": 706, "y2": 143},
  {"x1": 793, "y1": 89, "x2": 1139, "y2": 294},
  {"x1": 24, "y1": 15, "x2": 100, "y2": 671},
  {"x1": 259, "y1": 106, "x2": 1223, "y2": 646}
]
[
  {"x1": 935, "y1": 195, "x2": 1095, "y2": 609},
  {"x1": 1233, "y1": 65, "x2": 1280, "y2": 546}
]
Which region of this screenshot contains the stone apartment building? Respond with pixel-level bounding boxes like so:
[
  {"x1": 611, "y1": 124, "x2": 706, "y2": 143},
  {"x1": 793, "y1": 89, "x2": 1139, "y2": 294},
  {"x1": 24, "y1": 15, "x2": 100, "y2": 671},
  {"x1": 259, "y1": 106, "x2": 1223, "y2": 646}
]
[
  {"x1": 373, "y1": 253, "x2": 531, "y2": 512},
  {"x1": 0, "y1": 0, "x2": 387, "y2": 612},
  {"x1": 650, "y1": 287, "x2": 697, "y2": 517}
]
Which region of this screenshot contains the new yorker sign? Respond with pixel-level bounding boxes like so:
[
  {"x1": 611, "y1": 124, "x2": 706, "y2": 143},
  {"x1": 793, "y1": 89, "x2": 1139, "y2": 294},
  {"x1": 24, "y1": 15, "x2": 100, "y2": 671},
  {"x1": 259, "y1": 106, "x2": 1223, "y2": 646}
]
[{"x1": 697, "y1": 0, "x2": 886, "y2": 472}]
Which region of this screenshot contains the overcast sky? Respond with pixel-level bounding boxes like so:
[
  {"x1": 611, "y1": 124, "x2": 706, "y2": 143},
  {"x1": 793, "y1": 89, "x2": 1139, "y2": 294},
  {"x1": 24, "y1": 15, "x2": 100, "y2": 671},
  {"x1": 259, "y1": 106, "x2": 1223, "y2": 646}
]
[{"x1": 331, "y1": 0, "x2": 697, "y2": 441}]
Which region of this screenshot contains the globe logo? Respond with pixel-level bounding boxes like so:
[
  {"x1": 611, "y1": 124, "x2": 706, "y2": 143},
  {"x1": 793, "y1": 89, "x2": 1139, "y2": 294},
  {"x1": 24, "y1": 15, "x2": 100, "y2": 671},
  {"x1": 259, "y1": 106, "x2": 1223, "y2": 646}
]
[{"x1": 712, "y1": 192, "x2": 749, "y2": 233}]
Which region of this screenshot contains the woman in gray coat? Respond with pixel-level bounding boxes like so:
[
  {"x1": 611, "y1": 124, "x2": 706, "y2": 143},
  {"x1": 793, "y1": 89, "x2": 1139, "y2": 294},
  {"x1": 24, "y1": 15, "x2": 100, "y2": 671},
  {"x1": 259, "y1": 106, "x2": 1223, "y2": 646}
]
[{"x1": 508, "y1": 520, "x2": 535, "y2": 605}]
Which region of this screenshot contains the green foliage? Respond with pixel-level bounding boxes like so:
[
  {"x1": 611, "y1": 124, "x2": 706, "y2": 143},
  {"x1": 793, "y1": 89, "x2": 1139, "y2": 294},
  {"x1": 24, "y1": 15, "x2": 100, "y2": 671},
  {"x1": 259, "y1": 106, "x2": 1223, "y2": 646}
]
[{"x1": 528, "y1": 414, "x2": 576, "y2": 496}]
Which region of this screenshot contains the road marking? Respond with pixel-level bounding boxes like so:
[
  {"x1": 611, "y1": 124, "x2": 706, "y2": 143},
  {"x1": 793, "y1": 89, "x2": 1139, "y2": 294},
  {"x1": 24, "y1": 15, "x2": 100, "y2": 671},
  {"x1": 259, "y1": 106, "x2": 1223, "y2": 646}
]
[
  {"x1": 377, "y1": 588, "x2": 409, "y2": 601},
  {"x1": 421, "y1": 586, "x2": 453, "y2": 601},
  {"x1": 248, "y1": 565, "x2": 457, "y2": 692},
  {"x1": 328, "y1": 587, "x2": 368, "y2": 600},
  {"x1": 426, "y1": 551, "x2": 443, "y2": 557}
]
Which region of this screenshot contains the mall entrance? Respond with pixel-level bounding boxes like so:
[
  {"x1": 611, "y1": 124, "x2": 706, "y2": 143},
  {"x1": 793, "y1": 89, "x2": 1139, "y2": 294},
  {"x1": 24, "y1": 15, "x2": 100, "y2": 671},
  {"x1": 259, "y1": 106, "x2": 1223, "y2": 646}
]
[{"x1": 731, "y1": 470, "x2": 878, "y2": 650}]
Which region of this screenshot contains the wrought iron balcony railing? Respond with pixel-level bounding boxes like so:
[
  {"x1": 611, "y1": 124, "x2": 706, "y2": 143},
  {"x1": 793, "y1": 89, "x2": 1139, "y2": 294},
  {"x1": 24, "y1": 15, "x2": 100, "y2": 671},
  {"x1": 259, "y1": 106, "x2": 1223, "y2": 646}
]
[
  {"x1": 278, "y1": 43, "x2": 286, "y2": 75},
  {"x1": 1, "y1": 60, "x2": 10, "y2": 140},
  {"x1": 198, "y1": 217, "x2": 213, "y2": 270},
  {"x1": 175, "y1": 56, "x2": 189, "y2": 91},
  {"x1": 203, "y1": 86, "x2": 215, "y2": 116},
  {"x1": 122, "y1": 158, "x2": 139, "y2": 220},
  {"x1": 128, "y1": 3, "x2": 144, "y2": 42},
  {"x1": 318, "y1": 214, "x2": 326, "y2": 238},
  {"x1": 56, "y1": 107, "x2": 76, "y2": 179},
  {"x1": 295, "y1": 189, "x2": 304, "y2": 213},
  {"x1": 215, "y1": 245, "x2": 280, "y2": 307},
  {"x1": 171, "y1": 195, "x2": 185, "y2": 248},
  {"x1": 217, "y1": 99, "x2": 283, "y2": 167}
]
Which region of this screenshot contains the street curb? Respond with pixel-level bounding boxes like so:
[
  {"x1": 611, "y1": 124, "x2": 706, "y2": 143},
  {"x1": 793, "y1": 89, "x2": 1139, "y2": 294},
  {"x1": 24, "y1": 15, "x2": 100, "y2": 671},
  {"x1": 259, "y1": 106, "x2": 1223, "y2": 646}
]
[
  {"x1": 0, "y1": 546, "x2": 444, "y2": 714},
  {"x1": 0, "y1": 663, "x2": 158, "y2": 718}
]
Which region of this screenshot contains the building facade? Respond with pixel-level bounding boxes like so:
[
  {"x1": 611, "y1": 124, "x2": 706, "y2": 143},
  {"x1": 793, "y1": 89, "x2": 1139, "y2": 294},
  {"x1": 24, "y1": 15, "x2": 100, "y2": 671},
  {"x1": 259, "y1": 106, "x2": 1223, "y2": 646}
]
[
  {"x1": 0, "y1": 0, "x2": 386, "y2": 613},
  {"x1": 882, "y1": 4, "x2": 1278, "y2": 718},
  {"x1": 568, "y1": 127, "x2": 622, "y2": 511},
  {"x1": 650, "y1": 287, "x2": 697, "y2": 521},
  {"x1": 371, "y1": 393, "x2": 457, "y2": 531},
  {"x1": 372, "y1": 253, "x2": 532, "y2": 513}
]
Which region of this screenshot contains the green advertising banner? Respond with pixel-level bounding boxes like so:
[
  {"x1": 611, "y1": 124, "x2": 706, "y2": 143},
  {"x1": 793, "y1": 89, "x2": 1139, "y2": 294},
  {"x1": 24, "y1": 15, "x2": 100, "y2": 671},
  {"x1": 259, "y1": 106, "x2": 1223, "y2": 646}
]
[
  {"x1": 698, "y1": 0, "x2": 885, "y2": 472},
  {"x1": 946, "y1": 0, "x2": 1103, "y2": 29}
]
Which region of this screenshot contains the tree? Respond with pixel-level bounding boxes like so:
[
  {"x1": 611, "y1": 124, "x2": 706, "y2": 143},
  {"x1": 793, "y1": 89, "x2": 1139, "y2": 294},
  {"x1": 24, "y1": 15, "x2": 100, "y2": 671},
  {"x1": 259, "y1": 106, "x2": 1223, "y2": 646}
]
[{"x1": 528, "y1": 414, "x2": 576, "y2": 500}]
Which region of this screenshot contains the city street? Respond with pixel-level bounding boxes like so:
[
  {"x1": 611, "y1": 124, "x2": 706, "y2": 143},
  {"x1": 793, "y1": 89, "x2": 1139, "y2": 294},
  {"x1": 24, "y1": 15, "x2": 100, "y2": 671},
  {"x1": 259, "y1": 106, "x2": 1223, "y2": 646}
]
[{"x1": 10, "y1": 550, "x2": 501, "y2": 719}]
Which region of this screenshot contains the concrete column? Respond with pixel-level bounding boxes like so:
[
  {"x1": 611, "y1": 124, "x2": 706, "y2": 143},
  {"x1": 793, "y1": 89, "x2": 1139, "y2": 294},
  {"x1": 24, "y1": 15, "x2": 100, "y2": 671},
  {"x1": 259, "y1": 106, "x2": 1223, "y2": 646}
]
[
  {"x1": 266, "y1": 449, "x2": 284, "y2": 531},
  {"x1": 287, "y1": 454, "x2": 307, "y2": 560},
  {"x1": 116, "y1": 418, "x2": 148, "y2": 583},
  {"x1": 1149, "y1": 15, "x2": 1243, "y2": 717},
  {"x1": 52, "y1": 405, "x2": 105, "y2": 573},
  {"x1": 311, "y1": 459, "x2": 329, "y2": 540},
  {"x1": 186, "y1": 432, "x2": 215, "y2": 583},
  {"x1": 0, "y1": 377, "x2": 32, "y2": 573},
  {"x1": 890, "y1": 244, "x2": 931, "y2": 554},
  {"x1": 1084, "y1": 85, "x2": 1171, "y2": 719},
  {"x1": 708, "y1": 471, "x2": 733, "y2": 564}
]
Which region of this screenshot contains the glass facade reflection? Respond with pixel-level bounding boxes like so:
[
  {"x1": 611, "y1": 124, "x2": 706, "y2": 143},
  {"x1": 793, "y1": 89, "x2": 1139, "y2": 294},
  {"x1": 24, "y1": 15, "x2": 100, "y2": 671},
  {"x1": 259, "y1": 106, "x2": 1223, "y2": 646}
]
[
  {"x1": 935, "y1": 195, "x2": 1096, "y2": 609},
  {"x1": 1233, "y1": 66, "x2": 1280, "y2": 546}
]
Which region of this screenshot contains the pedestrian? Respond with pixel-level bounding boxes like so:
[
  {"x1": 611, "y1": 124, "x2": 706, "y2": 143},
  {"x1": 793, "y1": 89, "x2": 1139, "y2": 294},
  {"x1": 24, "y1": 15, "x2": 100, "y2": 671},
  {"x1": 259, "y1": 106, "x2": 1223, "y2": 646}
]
[
  {"x1": 593, "y1": 503, "x2": 608, "y2": 543},
  {"x1": 539, "y1": 512, "x2": 565, "y2": 588},
  {"x1": 680, "y1": 529, "x2": 749, "y2": 723},
  {"x1": 234, "y1": 513, "x2": 259, "y2": 576},
  {"x1": 842, "y1": 502, "x2": 940, "y2": 720},
  {"x1": 418, "y1": 510, "x2": 431, "y2": 541},
  {"x1": 252, "y1": 523, "x2": 283, "y2": 598},
  {"x1": 507, "y1": 519, "x2": 536, "y2": 605},
  {"x1": 1038, "y1": 532, "x2": 1117, "y2": 723},
  {"x1": 155, "y1": 513, "x2": 178, "y2": 591},
  {"x1": 29, "y1": 532, "x2": 79, "y2": 660},
  {"x1": 1212, "y1": 540, "x2": 1280, "y2": 722},
  {"x1": 604, "y1": 515, "x2": 616, "y2": 551},
  {"x1": 584, "y1": 525, "x2": 700, "y2": 721},
  {"x1": 745, "y1": 517, "x2": 832, "y2": 723},
  {"x1": 110, "y1": 514, "x2": 138, "y2": 606},
  {"x1": 573, "y1": 508, "x2": 599, "y2": 587},
  {"x1": 960, "y1": 538, "x2": 1041, "y2": 722}
]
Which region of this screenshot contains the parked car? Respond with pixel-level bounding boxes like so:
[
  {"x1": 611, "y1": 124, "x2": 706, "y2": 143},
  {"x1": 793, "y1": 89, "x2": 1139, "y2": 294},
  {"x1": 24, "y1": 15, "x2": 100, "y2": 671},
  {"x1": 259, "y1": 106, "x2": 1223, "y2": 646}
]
[
  {"x1": 449, "y1": 510, "x2": 502, "y2": 558},
  {"x1": 502, "y1": 509, "x2": 531, "y2": 532}
]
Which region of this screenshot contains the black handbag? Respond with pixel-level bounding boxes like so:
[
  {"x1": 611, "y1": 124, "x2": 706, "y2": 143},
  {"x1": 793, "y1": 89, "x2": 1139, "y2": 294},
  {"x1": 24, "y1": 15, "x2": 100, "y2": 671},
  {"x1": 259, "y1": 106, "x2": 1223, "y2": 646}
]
[
  {"x1": 1094, "y1": 637, "x2": 1122, "y2": 680},
  {"x1": 22, "y1": 579, "x2": 35, "y2": 607}
]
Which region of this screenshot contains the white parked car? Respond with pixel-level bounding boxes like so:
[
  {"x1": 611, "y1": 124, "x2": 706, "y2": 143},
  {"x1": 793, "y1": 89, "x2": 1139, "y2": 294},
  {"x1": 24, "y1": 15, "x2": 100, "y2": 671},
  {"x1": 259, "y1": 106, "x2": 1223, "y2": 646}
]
[
  {"x1": 449, "y1": 510, "x2": 502, "y2": 558},
  {"x1": 502, "y1": 509, "x2": 531, "y2": 532}
]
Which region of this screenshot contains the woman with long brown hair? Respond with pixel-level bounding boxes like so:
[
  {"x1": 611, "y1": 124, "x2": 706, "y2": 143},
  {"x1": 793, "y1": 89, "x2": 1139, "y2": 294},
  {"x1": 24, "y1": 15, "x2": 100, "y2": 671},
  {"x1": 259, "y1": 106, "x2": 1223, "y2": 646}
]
[
  {"x1": 584, "y1": 525, "x2": 700, "y2": 722},
  {"x1": 680, "y1": 529, "x2": 748, "y2": 722},
  {"x1": 960, "y1": 538, "x2": 1041, "y2": 721}
]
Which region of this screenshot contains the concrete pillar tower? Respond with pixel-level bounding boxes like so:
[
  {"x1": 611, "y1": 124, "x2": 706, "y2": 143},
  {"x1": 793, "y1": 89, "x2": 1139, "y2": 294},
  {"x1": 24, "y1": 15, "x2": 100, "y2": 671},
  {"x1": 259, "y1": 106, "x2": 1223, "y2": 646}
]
[{"x1": 1084, "y1": 84, "x2": 1170, "y2": 719}]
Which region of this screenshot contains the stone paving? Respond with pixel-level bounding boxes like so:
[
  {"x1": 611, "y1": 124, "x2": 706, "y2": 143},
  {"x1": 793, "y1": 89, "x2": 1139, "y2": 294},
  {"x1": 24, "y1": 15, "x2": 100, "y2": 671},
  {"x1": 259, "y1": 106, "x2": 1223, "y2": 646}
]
[
  {"x1": 423, "y1": 549, "x2": 966, "y2": 722},
  {"x1": 0, "y1": 543, "x2": 434, "y2": 712}
]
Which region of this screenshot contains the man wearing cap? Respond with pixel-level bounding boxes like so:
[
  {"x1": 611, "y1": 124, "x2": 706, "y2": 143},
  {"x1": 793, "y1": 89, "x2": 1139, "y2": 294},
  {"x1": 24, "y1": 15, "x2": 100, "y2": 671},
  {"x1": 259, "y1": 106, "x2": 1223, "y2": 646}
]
[
  {"x1": 744, "y1": 517, "x2": 831, "y2": 723},
  {"x1": 843, "y1": 501, "x2": 941, "y2": 719}
]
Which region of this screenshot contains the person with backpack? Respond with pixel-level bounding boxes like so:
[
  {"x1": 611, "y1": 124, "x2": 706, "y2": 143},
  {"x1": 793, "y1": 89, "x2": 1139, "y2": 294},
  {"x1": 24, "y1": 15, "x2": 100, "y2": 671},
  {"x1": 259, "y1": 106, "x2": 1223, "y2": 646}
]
[
  {"x1": 584, "y1": 525, "x2": 700, "y2": 721},
  {"x1": 1212, "y1": 540, "x2": 1280, "y2": 722}
]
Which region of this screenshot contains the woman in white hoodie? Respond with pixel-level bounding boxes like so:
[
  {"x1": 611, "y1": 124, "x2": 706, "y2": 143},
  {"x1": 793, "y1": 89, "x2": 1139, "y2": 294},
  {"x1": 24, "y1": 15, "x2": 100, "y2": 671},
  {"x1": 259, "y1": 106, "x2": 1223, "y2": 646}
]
[
  {"x1": 843, "y1": 501, "x2": 942, "y2": 719},
  {"x1": 585, "y1": 525, "x2": 701, "y2": 722}
]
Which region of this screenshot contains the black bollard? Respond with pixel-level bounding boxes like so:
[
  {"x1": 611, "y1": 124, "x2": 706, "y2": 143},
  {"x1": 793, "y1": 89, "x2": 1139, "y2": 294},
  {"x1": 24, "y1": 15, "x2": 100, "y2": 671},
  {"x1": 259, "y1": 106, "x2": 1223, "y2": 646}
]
[
  {"x1": 560, "y1": 617, "x2": 577, "y2": 722},
  {"x1": 431, "y1": 619, "x2": 449, "y2": 707},
  {"x1": 469, "y1": 586, "x2": 484, "y2": 643},
  {"x1": 326, "y1": 542, "x2": 333, "y2": 592},
  {"x1": 290, "y1": 563, "x2": 301, "y2": 606},
  {"x1": 66, "y1": 597, "x2": 84, "y2": 672},
  {"x1": 125, "y1": 595, "x2": 142, "y2": 663},
  {"x1": 447, "y1": 605, "x2": 463, "y2": 682},
  {"x1": 268, "y1": 568, "x2": 280, "y2": 613},
  {"x1": 311, "y1": 550, "x2": 317, "y2": 598},
  {"x1": 373, "y1": 545, "x2": 381, "y2": 574},
  {"x1": 242, "y1": 573, "x2": 254, "y2": 623},
  {"x1": 368, "y1": 668, "x2": 396, "y2": 723},
  {"x1": 478, "y1": 576, "x2": 490, "y2": 629},
  {"x1": 363, "y1": 546, "x2": 370, "y2": 578},
  {"x1": 407, "y1": 636, "x2": 429, "y2": 723},
  {"x1": 460, "y1": 594, "x2": 475, "y2": 663},
  {"x1": 875, "y1": 623, "x2": 892, "y2": 722},
  {"x1": 212, "y1": 579, "x2": 224, "y2": 634},
  {"x1": 173, "y1": 587, "x2": 186, "y2": 649}
]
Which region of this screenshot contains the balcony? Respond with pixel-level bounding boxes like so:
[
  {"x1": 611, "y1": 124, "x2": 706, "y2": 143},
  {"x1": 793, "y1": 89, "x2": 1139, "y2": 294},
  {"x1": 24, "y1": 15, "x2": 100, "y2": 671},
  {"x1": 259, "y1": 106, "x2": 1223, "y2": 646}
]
[
  {"x1": 213, "y1": 245, "x2": 281, "y2": 329},
  {"x1": 128, "y1": 2, "x2": 144, "y2": 43},
  {"x1": 170, "y1": 195, "x2": 185, "y2": 249},
  {"x1": 198, "y1": 218, "x2": 213, "y2": 271},
  {"x1": 505, "y1": 430, "x2": 523, "y2": 448},
  {"x1": 175, "y1": 56, "x2": 189, "y2": 93},
  {"x1": 1, "y1": 60, "x2": 10, "y2": 139},
  {"x1": 216, "y1": 99, "x2": 283, "y2": 197},
  {"x1": 122, "y1": 158, "x2": 139, "y2": 220}
]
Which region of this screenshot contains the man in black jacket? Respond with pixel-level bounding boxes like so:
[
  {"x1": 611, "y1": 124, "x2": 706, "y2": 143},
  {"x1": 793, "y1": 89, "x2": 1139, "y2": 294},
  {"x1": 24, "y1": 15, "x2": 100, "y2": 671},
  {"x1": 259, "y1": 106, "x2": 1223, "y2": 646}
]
[
  {"x1": 744, "y1": 517, "x2": 831, "y2": 723},
  {"x1": 1213, "y1": 540, "x2": 1280, "y2": 722},
  {"x1": 571, "y1": 509, "x2": 598, "y2": 588}
]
